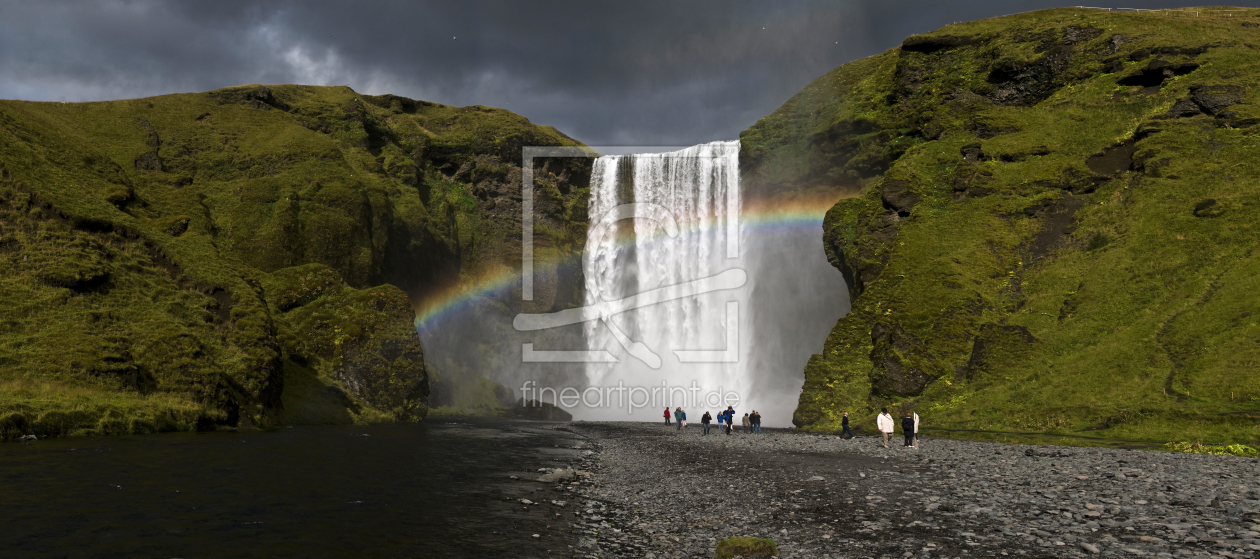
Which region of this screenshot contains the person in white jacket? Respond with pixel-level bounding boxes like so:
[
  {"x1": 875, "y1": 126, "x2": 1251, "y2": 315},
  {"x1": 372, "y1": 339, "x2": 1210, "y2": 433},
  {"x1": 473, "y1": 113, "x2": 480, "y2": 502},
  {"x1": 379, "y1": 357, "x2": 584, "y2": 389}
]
[
  {"x1": 913, "y1": 411, "x2": 920, "y2": 449},
  {"x1": 876, "y1": 408, "x2": 894, "y2": 449}
]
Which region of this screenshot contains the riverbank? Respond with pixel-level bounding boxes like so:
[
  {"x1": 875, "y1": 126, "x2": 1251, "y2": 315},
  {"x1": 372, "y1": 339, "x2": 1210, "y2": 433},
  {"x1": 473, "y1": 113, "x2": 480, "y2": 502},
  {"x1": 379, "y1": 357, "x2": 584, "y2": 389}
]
[{"x1": 546, "y1": 422, "x2": 1260, "y2": 559}]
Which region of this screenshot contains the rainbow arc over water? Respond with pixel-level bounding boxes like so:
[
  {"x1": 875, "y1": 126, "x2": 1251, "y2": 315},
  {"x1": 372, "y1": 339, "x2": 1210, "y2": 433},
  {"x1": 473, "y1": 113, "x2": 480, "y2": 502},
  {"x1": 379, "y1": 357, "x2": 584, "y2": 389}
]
[{"x1": 412, "y1": 192, "x2": 849, "y2": 329}]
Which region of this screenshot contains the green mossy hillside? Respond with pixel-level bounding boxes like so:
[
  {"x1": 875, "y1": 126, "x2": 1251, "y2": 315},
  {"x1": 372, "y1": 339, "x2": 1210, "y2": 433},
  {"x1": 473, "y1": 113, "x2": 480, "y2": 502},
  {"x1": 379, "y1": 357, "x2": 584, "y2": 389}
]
[
  {"x1": 0, "y1": 85, "x2": 591, "y2": 437},
  {"x1": 264, "y1": 263, "x2": 428, "y2": 423},
  {"x1": 740, "y1": 7, "x2": 1260, "y2": 445}
]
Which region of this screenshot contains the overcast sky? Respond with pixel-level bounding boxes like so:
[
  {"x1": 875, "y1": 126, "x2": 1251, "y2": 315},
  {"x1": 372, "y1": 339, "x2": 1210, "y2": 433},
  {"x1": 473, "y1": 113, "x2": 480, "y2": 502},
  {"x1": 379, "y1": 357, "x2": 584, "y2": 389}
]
[{"x1": 0, "y1": 1, "x2": 1198, "y2": 146}]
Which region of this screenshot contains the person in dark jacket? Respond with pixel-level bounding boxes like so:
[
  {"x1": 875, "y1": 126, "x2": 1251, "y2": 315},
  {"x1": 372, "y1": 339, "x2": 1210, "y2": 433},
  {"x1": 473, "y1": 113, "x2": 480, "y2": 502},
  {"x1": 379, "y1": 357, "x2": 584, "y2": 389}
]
[
  {"x1": 751, "y1": 411, "x2": 762, "y2": 434},
  {"x1": 701, "y1": 411, "x2": 712, "y2": 435},
  {"x1": 902, "y1": 412, "x2": 916, "y2": 447},
  {"x1": 675, "y1": 407, "x2": 685, "y2": 431},
  {"x1": 840, "y1": 412, "x2": 854, "y2": 439},
  {"x1": 664, "y1": 407, "x2": 672, "y2": 426},
  {"x1": 724, "y1": 407, "x2": 734, "y2": 435}
]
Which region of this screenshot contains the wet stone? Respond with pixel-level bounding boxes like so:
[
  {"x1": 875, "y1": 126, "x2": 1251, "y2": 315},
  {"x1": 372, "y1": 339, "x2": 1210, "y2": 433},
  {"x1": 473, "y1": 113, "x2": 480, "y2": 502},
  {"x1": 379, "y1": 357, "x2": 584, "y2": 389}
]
[{"x1": 537, "y1": 422, "x2": 1260, "y2": 559}]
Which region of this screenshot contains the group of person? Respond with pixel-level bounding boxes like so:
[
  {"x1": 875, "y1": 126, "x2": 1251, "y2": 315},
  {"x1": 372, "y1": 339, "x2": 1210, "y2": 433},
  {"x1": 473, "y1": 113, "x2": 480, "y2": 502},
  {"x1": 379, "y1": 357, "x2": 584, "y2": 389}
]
[
  {"x1": 873, "y1": 408, "x2": 919, "y2": 449},
  {"x1": 664, "y1": 407, "x2": 762, "y2": 434},
  {"x1": 664, "y1": 406, "x2": 919, "y2": 447}
]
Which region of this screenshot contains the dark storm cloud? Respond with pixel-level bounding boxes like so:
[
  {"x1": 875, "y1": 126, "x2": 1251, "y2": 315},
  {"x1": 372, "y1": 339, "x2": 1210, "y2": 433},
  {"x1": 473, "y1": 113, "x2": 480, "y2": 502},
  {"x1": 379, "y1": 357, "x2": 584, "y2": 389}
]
[{"x1": 0, "y1": 0, "x2": 1198, "y2": 146}]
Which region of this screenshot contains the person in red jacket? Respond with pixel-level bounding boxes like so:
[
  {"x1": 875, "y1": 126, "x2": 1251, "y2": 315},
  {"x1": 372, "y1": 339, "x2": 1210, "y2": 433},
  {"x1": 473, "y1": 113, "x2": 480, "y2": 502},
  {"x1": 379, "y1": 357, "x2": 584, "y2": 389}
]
[{"x1": 664, "y1": 407, "x2": 672, "y2": 426}]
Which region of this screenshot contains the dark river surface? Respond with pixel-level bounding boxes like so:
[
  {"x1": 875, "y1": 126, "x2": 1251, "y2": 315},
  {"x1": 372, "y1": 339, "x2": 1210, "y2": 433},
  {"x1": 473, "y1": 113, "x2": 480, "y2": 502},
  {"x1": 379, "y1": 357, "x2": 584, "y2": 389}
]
[{"x1": 0, "y1": 418, "x2": 583, "y2": 558}]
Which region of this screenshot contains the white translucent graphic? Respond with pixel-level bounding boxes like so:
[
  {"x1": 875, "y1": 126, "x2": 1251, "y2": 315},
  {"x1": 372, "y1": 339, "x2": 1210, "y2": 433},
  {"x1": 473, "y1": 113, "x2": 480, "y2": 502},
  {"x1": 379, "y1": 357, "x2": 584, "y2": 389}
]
[{"x1": 514, "y1": 200, "x2": 746, "y2": 367}]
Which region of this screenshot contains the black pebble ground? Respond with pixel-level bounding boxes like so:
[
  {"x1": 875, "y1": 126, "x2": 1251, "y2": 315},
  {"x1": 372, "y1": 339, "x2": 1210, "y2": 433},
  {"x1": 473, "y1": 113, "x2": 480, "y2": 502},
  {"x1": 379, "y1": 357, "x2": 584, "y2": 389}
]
[{"x1": 530, "y1": 422, "x2": 1260, "y2": 559}]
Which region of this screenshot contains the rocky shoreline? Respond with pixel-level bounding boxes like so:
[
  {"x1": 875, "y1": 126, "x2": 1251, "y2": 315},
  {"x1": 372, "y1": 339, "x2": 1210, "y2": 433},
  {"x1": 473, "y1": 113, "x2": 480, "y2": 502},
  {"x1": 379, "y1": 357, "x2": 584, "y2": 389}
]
[{"x1": 518, "y1": 422, "x2": 1260, "y2": 559}]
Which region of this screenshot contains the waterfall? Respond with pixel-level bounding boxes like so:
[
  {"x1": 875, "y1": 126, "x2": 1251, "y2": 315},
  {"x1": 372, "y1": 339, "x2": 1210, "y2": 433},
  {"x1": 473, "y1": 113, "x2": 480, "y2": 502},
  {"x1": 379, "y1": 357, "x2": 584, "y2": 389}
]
[
  {"x1": 507, "y1": 139, "x2": 846, "y2": 425},
  {"x1": 580, "y1": 141, "x2": 754, "y2": 420}
]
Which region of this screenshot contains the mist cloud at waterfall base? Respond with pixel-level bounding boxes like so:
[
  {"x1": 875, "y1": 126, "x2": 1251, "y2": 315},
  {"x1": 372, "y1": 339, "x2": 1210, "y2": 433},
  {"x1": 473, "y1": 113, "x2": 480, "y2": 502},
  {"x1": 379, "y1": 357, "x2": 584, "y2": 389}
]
[
  {"x1": 739, "y1": 220, "x2": 850, "y2": 427},
  {"x1": 418, "y1": 297, "x2": 587, "y2": 413}
]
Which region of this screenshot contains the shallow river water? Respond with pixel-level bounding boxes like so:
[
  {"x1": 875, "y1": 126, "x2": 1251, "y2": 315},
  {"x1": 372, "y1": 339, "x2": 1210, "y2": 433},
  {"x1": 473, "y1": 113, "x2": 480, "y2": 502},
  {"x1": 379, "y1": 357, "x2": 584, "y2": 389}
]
[{"x1": 0, "y1": 418, "x2": 580, "y2": 558}]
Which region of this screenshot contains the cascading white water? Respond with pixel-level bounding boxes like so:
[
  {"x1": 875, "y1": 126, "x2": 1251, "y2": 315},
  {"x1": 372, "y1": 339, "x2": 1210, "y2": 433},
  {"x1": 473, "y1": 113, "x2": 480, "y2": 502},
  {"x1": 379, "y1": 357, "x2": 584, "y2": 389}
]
[{"x1": 580, "y1": 141, "x2": 758, "y2": 421}]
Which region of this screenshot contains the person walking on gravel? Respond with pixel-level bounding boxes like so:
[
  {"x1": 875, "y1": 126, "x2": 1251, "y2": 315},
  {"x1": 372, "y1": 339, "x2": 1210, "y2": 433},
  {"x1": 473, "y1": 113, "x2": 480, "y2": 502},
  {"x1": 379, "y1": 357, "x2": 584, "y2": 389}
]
[
  {"x1": 675, "y1": 407, "x2": 685, "y2": 431},
  {"x1": 714, "y1": 409, "x2": 724, "y2": 434},
  {"x1": 912, "y1": 411, "x2": 920, "y2": 449},
  {"x1": 840, "y1": 412, "x2": 854, "y2": 439},
  {"x1": 664, "y1": 407, "x2": 672, "y2": 426},
  {"x1": 877, "y1": 408, "x2": 894, "y2": 448},
  {"x1": 901, "y1": 411, "x2": 916, "y2": 448},
  {"x1": 701, "y1": 411, "x2": 712, "y2": 435},
  {"x1": 724, "y1": 407, "x2": 734, "y2": 435},
  {"x1": 741, "y1": 413, "x2": 750, "y2": 434}
]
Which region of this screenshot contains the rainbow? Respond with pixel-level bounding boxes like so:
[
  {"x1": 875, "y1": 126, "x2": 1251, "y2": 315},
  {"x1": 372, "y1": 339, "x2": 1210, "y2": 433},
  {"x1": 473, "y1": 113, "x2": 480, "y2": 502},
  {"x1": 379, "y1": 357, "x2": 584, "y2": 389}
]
[{"x1": 413, "y1": 191, "x2": 850, "y2": 329}]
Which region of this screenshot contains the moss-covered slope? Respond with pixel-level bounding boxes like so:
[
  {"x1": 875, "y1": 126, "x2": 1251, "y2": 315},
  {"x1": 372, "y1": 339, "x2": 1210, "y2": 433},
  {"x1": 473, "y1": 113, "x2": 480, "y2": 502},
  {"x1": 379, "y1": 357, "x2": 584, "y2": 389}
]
[
  {"x1": 0, "y1": 85, "x2": 590, "y2": 437},
  {"x1": 741, "y1": 7, "x2": 1260, "y2": 444}
]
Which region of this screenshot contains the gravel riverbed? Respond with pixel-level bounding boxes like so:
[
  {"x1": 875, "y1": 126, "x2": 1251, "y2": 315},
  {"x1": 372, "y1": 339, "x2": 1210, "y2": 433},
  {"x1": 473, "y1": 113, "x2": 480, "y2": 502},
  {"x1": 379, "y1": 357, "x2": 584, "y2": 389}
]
[{"x1": 515, "y1": 422, "x2": 1260, "y2": 559}]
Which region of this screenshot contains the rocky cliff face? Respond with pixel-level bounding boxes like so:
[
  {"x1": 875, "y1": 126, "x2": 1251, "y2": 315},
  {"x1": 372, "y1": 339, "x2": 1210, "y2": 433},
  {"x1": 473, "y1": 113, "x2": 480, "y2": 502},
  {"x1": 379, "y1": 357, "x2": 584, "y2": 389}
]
[
  {"x1": 0, "y1": 85, "x2": 590, "y2": 438},
  {"x1": 742, "y1": 8, "x2": 1260, "y2": 444}
]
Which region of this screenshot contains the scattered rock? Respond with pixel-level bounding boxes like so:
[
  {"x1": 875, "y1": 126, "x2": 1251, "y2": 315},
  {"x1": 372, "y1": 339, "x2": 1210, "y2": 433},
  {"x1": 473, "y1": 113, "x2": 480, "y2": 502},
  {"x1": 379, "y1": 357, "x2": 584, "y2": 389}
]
[
  {"x1": 1086, "y1": 141, "x2": 1136, "y2": 176},
  {"x1": 1117, "y1": 59, "x2": 1199, "y2": 88},
  {"x1": 547, "y1": 422, "x2": 1260, "y2": 559},
  {"x1": 1193, "y1": 199, "x2": 1224, "y2": 218},
  {"x1": 1190, "y1": 84, "x2": 1245, "y2": 115},
  {"x1": 880, "y1": 180, "x2": 918, "y2": 217},
  {"x1": 538, "y1": 467, "x2": 576, "y2": 483}
]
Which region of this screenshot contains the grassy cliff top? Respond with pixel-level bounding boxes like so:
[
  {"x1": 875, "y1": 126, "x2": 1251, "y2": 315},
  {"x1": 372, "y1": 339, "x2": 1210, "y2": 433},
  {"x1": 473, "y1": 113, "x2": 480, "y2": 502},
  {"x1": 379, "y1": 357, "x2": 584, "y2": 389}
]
[{"x1": 742, "y1": 7, "x2": 1260, "y2": 447}]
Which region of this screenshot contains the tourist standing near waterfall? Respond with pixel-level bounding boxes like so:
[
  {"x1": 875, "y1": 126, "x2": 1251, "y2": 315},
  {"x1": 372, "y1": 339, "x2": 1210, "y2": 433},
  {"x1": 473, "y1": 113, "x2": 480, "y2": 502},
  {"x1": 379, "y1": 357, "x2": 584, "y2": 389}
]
[
  {"x1": 902, "y1": 412, "x2": 916, "y2": 448},
  {"x1": 913, "y1": 411, "x2": 920, "y2": 449},
  {"x1": 675, "y1": 407, "x2": 685, "y2": 431},
  {"x1": 841, "y1": 412, "x2": 854, "y2": 439},
  {"x1": 701, "y1": 411, "x2": 712, "y2": 435},
  {"x1": 664, "y1": 408, "x2": 671, "y2": 426},
  {"x1": 877, "y1": 408, "x2": 894, "y2": 448},
  {"x1": 741, "y1": 413, "x2": 750, "y2": 433},
  {"x1": 751, "y1": 411, "x2": 762, "y2": 434}
]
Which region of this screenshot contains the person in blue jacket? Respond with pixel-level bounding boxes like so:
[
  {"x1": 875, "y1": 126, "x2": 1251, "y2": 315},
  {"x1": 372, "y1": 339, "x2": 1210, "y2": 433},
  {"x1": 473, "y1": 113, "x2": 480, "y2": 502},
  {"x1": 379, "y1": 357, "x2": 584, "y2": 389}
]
[{"x1": 675, "y1": 407, "x2": 685, "y2": 431}]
